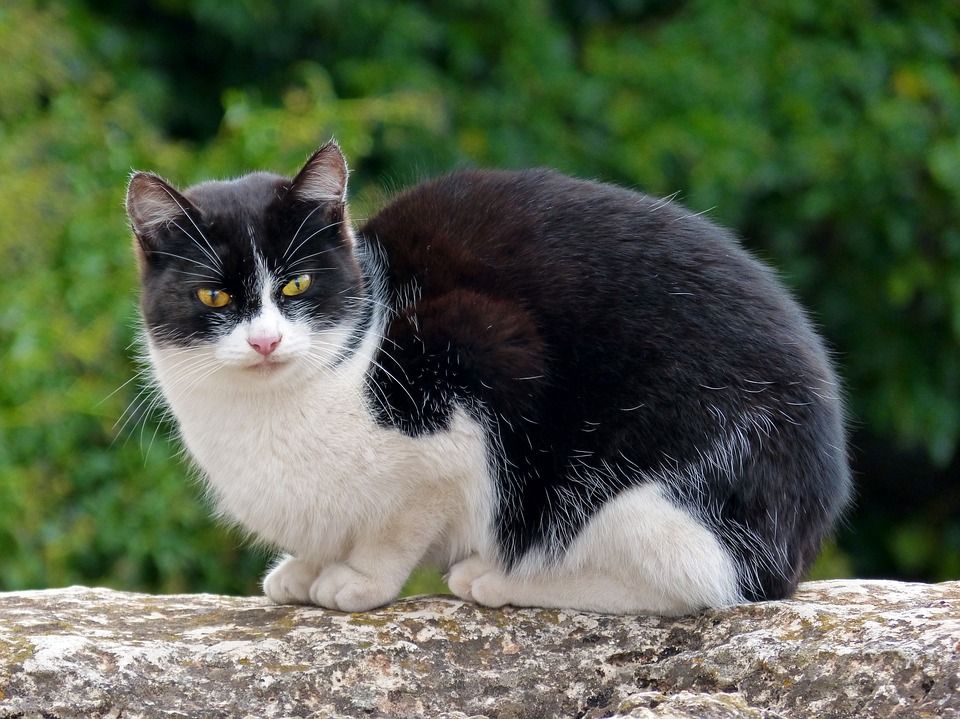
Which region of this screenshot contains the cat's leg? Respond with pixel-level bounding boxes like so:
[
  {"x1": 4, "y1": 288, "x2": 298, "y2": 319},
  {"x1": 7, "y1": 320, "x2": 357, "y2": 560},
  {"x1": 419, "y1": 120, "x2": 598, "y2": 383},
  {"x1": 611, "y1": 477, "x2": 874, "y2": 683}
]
[
  {"x1": 448, "y1": 555, "x2": 664, "y2": 613},
  {"x1": 449, "y1": 482, "x2": 742, "y2": 615},
  {"x1": 449, "y1": 558, "x2": 682, "y2": 614},
  {"x1": 449, "y1": 558, "x2": 733, "y2": 616},
  {"x1": 308, "y1": 508, "x2": 442, "y2": 612},
  {"x1": 446, "y1": 554, "x2": 494, "y2": 600},
  {"x1": 262, "y1": 554, "x2": 322, "y2": 604}
]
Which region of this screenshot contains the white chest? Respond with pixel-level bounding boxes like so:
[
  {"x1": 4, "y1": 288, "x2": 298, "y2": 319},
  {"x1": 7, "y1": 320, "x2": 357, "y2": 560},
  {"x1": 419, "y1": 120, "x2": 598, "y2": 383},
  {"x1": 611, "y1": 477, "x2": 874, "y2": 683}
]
[
  {"x1": 161, "y1": 371, "x2": 493, "y2": 563},
  {"x1": 170, "y1": 380, "x2": 394, "y2": 547}
]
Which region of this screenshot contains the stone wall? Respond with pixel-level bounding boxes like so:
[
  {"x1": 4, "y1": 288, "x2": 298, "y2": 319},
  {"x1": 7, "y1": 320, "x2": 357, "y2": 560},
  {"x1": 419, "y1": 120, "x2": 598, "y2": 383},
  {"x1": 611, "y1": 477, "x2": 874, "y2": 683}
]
[{"x1": 0, "y1": 580, "x2": 957, "y2": 718}]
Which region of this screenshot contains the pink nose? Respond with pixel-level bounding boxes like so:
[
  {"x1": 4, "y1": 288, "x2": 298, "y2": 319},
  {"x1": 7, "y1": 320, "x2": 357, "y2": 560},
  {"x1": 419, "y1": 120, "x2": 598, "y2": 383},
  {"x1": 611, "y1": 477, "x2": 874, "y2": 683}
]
[{"x1": 248, "y1": 334, "x2": 282, "y2": 356}]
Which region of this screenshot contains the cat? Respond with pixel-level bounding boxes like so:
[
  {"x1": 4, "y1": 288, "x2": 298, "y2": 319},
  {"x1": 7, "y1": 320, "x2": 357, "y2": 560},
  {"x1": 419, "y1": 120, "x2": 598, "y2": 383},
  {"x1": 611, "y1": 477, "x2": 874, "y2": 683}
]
[{"x1": 125, "y1": 141, "x2": 850, "y2": 615}]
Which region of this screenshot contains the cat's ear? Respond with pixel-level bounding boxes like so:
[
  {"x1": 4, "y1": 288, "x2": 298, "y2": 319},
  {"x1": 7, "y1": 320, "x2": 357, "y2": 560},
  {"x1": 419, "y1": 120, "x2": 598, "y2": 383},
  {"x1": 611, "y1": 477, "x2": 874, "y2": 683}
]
[
  {"x1": 290, "y1": 140, "x2": 349, "y2": 204},
  {"x1": 125, "y1": 172, "x2": 199, "y2": 248}
]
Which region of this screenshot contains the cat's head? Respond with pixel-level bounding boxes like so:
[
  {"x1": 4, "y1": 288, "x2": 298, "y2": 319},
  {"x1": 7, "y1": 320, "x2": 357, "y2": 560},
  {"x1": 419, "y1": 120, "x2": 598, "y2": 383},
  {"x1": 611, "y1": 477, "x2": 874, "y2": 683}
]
[{"x1": 126, "y1": 142, "x2": 369, "y2": 394}]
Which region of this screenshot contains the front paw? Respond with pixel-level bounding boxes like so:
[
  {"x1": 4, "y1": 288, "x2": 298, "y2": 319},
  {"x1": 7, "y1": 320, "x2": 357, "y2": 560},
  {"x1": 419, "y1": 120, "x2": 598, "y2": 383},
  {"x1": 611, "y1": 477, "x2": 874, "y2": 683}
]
[
  {"x1": 447, "y1": 555, "x2": 510, "y2": 608},
  {"x1": 263, "y1": 555, "x2": 319, "y2": 605},
  {"x1": 309, "y1": 563, "x2": 399, "y2": 612}
]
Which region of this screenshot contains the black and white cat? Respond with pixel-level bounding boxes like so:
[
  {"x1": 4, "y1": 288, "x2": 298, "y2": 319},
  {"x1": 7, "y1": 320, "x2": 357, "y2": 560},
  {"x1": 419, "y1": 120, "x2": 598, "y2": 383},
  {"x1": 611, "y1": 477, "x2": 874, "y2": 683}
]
[{"x1": 125, "y1": 142, "x2": 850, "y2": 615}]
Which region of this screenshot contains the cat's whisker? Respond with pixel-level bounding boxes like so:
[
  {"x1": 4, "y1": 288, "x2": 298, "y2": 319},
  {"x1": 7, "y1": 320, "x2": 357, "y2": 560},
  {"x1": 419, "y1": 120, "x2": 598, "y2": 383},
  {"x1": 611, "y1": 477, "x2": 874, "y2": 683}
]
[
  {"x1": 359, "y1": 371, "x2": 392, "y2": 416},
  {"x1": 170, "y1": 268, "x2": 223, "y2": 282},
  {"x1": 156, "y1": 184, "x2": 223, "y2": 269},
  {"x1": 296, "y1": 350, "x2": 386, "y2": 415},
  {"x1": 142, "y1": 413, "x2": 175, "y2": 464},
  {"x1": 340, "y1": 294, "x2": 395, "y2": 314},
  {"x1": 113, "y1": 383, "x2": 164, "y2": 442},
  {"x1": 148, "y1": 350, "x2": 211, "y2": 376},
  {"x1": 113, "y1": 394, "x2": 146, "y2": 440},
  {"x1": 281, "y1": 203, "x2": 324, "y2": 260},
  {"x1": 172, "y1": 364, "x2": 222, "y2": 402},
  {"x1": 283, "y1": 220, "x2": 347, "y2": 266},
  {"x1": 333, "y1": 285, "x2": 396, "y2": 321},
  {"x1": 163, "y1": 353, "x2": 216, "y2": 382},
  {"x1": 100, "y1": 368, "x2": 152, "y2": 407},
  {"x1": 285, "y1": 250, "x2": 342, "y2": 272},
  {"x1": 161, "y1": 364, "x2": 214, "y2": 393},
  {"x1": 298, "y1": 352, "x2": 336, "y2": 377},
  {"x1": 119, "y1": 392, "x2": 173, "y2": 450},
  {"x1": 281, "y1": 265, "x2": 336, "y2": 275},
  {"x1": 162, "y1": 359, "x2": 222, "y2": 404},
  {"x1": 332, "y1": 368, "x2": 386, "y2": 417},
  {"x1": 139, "y1": 391, "x2": 170, "y2": 457},
  {"x1": 141, "y1": 358, "x2": 215, "y2": 407},
  {"x1": 148, "y1": 250, "x2": 221, "y2": 276},
  {"x1": 360, "y1": 329, "x2": 409, "y2": 375},
  {"x1": 170, "y1": 219, "x2": 222, "y2": 272},
  {"x1": 366, "y1": 356, "x2": 418, "y2": 409}
]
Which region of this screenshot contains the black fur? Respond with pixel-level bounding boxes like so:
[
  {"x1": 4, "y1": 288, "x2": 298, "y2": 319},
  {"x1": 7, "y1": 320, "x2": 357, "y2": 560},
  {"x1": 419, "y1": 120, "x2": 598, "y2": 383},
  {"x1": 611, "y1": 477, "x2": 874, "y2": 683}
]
[{"x1": 362, "y1": 169, "x2": 850, "y2": 601}]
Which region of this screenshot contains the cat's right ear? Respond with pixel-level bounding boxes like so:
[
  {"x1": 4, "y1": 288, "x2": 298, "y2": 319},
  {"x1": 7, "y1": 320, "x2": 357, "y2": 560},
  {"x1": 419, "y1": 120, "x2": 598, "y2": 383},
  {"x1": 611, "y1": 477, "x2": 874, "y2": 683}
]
[
  {"x1": 289, "y1": 141, "x2": 349, "y2": 205},
  {"x1": 125, "y1": 172, "x2": 198, "y2": 255}
]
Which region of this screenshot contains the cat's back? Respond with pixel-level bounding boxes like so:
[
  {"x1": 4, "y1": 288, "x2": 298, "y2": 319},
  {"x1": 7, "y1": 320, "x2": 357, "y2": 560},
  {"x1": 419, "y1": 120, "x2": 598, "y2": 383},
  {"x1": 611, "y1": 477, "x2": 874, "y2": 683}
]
[
  {"x1": 360, "y1": 168, "x2": 817, "y2": 362},
  {"x1": 362, "y1": 168, "x2": 656, "y2": 293}
]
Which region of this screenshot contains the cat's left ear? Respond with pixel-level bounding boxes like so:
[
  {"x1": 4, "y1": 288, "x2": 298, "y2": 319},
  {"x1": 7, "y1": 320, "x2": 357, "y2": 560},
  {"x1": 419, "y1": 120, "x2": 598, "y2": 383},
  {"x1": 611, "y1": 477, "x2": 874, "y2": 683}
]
[
  {"x1": 290, "y1": 140, "x2": 349, "y2": 205},
  {"x1": 125, "y1": 172, "x2": 200, "y2": 247}
]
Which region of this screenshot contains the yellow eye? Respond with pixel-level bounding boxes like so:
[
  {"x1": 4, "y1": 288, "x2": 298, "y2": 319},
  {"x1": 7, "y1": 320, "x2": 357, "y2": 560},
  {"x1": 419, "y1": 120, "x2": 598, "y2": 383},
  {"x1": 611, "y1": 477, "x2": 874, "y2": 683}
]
[
  {"x1": 196, "y1": 288, "x2": 231, "y2": 308},
  {"x1": 281, "y1": 274, "x2": 312, "y2": 296}
]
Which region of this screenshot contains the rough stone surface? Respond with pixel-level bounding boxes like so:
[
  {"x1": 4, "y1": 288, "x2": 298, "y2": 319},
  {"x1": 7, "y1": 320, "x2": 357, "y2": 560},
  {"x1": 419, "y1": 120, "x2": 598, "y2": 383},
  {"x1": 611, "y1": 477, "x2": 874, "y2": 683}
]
[{"x1": 0, "y1": 580, "x2": 957, "y2": 719}]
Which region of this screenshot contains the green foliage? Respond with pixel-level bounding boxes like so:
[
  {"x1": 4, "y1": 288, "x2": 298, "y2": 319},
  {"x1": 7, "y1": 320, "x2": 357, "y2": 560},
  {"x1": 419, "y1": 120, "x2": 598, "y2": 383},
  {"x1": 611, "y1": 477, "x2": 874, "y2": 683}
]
[{"x1": 0, "y1": 0, "x2": 957, "y2": 594}]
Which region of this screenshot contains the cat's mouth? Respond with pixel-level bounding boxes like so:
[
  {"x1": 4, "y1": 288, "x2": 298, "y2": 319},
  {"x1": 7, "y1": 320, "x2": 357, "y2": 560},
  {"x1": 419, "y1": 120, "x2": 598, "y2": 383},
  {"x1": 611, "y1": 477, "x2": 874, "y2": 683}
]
[{"x1": 243, "y1": 357, "x2": 292, "y2": 374}]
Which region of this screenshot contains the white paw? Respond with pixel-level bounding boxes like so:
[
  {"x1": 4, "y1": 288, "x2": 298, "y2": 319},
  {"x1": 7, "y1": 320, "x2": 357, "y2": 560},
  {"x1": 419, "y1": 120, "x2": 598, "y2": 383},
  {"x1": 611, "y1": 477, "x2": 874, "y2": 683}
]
[
  {"x1": 309, "y1": 562, "x2": 397, "y2": 612},
  {"x1": 447, "y1": 555, "x2": 510, "y2": 608},
  {"x1": 262, "y1": 555, "x2": 320, "y2": 605}
]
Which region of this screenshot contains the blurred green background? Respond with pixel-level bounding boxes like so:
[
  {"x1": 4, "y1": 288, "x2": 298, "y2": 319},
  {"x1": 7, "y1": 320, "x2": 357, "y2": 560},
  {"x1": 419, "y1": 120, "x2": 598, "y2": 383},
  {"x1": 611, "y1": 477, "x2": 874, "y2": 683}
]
[{"x1": 1, "y1": 0, "x2": 958, "y2": 597}]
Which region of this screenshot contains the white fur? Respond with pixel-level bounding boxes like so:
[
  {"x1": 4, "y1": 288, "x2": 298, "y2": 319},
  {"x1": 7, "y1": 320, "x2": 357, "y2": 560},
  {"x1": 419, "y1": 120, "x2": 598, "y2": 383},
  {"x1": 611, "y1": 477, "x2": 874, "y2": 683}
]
[
  {"x1": 447, "y1": 483, "x2": 741, "y2": 615},
  {"x1": 149, "y1": 257, "x2": 740, "y2": 615}
]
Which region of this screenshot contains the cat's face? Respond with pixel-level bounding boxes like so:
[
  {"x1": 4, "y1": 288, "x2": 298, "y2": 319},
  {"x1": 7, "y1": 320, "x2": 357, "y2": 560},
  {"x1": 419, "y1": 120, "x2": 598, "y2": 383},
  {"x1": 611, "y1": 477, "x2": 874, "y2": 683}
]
[{"x1": 126, "y1": 143, "x2": 367, "y2": 393}]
